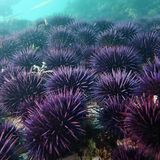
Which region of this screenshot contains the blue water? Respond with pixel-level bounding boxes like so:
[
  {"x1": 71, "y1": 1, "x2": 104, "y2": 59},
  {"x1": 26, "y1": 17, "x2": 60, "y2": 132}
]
[
  {"x1": 2, "y1": 0, "x2": 160, "y2": 22},
  {"x1": 5, "y1": 0, "x2": 73, "y2": 21}
]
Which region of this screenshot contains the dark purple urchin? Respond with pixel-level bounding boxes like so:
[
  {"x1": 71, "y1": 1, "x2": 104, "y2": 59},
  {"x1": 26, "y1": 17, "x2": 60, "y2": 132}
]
[
  {"x1": 131, "y1": 32, "x2": 160, "y2": 62},
  {"x1": 75, "y1": 27, "x2": 97, "y2": 46},
  {"x1": 0, "y1": 136, "x2": 19, "y2": 160},
  {"x1": 81, "y1": 46, "x2": 97, "y2": 67},
  {"x1": 0, "y1": 122, "x2": 21, "y2": 143},
  {"x1": 18, "y1": 29, "x2": 48, "y2": 50},
  {"x1": 0, "y1": 66, "x2": 24, "y2": 87},
  {"x1": 97, "y1": 29, "x2": 125, "y2": 46},
  {"x1": 0, "y1": 71, "x2": 44, "y2": 114},
  {"x1": 67, "y1": 44, "x2": 85, "y2": 62},
  {"x1": 0, "y1": 122, "x2": 21, "y2": 160},
  {"x1": 45, "y1": 67, "x2": 96, "y2": 97},
  {"x1": 112, "y1": 146, "x2": 151, "y2": 160},
  {"x1": 93, "y1": 20, "x2": 114, "y2": 33},
  {"x1": 124, "y1": 96, "x2": 160, "y2": 159},
  {"x1": 25, "y1": 90, "x2": 87, "y2": 160},
  {"x1": 98, "y1": 97, "x2": 126, "y2": 139},
  {"x1": 90, "y1": 46, "x2": 142, "y2": 74},
  {"x1": 0, "y1": 36, "x2": 21, "y2": 58},
  {"x1": 142, "y1": 57, "x2": 160, "y2": 74},
  {"x1": 47, "y1": 15, "x2": 75, "y2": 27},
  {"x1": 68, "y1": 21, "x2": 95, "y2": 33},
  {"x1": 48, "y1": 27, "x2": 77, "y2": 48},
  {"x1": 140, "y1": 60, "x2": 160, "y2": 97},
  {"x1": 11, "y1": 47, "x2": 42, "y2": 71},
  {"x1": 44, "y1": 48, "x2": 78, "y2": 70},
  {"x1": 146, "y1": 16, "x2": 160, "y2": 32},
  {"x1": 150, "y1": 24, "x2": 160, "y2": 33},
  {"x1": 19, "y1": 96, "x2": 44, "y2": 122},
  {"x1": 115, "y1": 22, "x2": 138, "y2": 43},
  {"x1": 0, "y1": 58, "x2": 10, "y2": 71},
  {"x1": 93, "y1": 70, "x2": 139, "y2": 102}
]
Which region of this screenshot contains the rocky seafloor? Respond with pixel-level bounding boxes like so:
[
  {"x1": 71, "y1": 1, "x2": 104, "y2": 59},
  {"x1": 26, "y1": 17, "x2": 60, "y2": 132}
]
[{"x1": 0, "y1": 15, "x2": 160, "y2": 160}]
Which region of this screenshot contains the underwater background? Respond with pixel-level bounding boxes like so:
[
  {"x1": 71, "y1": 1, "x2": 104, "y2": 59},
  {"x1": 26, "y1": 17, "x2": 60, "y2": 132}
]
[
  {"x1": 1, "y1": 0, "x2": 160, "y2": 160},
  {"x1": 1, "y1": 0, "x2": 160, "y2": 33}
]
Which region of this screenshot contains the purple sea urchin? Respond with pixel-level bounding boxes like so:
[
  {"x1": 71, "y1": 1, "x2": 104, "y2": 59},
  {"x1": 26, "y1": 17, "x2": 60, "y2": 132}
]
[
  {"x1": 0, "y1": 36, "x2": 21, "y2": 58},
  {"x1": 0, "y1": 66, "x2": 24, "y2": 87},
  {"x1": 19, "y1": 96, "x2": 44, "y2": 122},
  {"x1": 97, "y1": 29, "x2": 125, "y2": 46},
  {"x1": 140, "y1": 60, "x2": 160, "y2": 97},
  {"x1": 93, "y1": 70, "x2": 139, "y2": 102},
  {"x1": 18, "y1": 29, "x2": 48, "y2": 50},
  {"x1": 90, "y1": 46, "x2": 142, "y2": 73},
  {"x1": 68, "y1": 21, "x2": 95, "y2": 33},
  {"x1": 81, "y1": 46, "x2": 97, "y2": 67},
  {"x1": 25, "y1": 90, "x2": 87, "y2": 159},
  {"x1": 0, "y1": 122, "x2": 21, "y2": 160},
  {"x1": 44, "y1": 48, "x2": 78, "y2": 70},
  {"x1": 45, "y1": 67, "x2": 96, "y2": 97},
  {"x1": 131, "y1": 32, "x2": 160, "y2": 62},
  {"x1": 0, "y1": 122, "x2": 20, "y2": 142},
  {"x1": 0, "y1": 58, "x2": 10, "y2": 71},
  {"x1": 49, "y1": 27, "x2": 77, "y2": 48},
  {"x1": 11, "y1": 47, "x2": 42, "y2": 70},
  {"x1": 115, "y1": 22, "x2": 138, "y2": 42},
  {"x1": 124, "y1": 96, "x2": 160, "y2": 159},
  {"x1": 0, "y1": 71, "x2": 44, "y2": 114},
  {"x1": 93, "y1": 20, "x2": 114, "y2": 33},
  {"x1": 142, "y1": 57, "x2": 160, "y2": 74},
  {"x1": 98, "y1": 97, "x2": 125, "y2": 139},
  {"x1": 76, "y1": 27, "x2": 97, "y2": 46}
]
